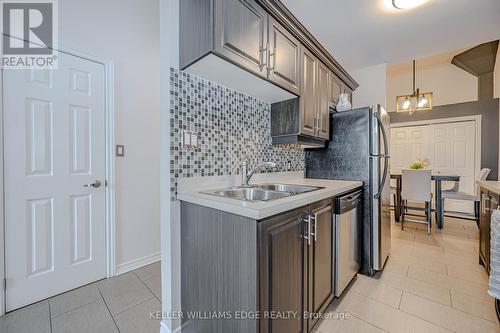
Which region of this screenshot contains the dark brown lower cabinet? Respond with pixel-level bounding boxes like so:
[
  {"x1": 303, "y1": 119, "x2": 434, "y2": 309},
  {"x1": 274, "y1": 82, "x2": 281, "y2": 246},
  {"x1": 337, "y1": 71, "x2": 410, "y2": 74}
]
[
  {"x1": 181, "y1": 195, "x2": 342, "y2": 333},
  {"x1": 307, "y1": 201, "x2": 334, "y2": 330},
  {"x1": 259, "y1": 207, "x2": 307, "y2": 333},
  {"x1": 259, "y1": 199, "x2": 334, "y2": 333}
]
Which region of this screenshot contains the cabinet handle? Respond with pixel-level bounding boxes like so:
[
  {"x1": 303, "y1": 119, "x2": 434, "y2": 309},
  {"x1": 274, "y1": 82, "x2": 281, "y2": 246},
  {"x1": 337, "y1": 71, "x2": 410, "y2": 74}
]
[
  {"x1": 259, "y1": 43, "x2": 268, "y2": 70},
  {"x1": 311, "y1": 213, "x2": 317, "y2": 242},
  {"x1": 268, "y1": 46, "x2": 275, "y2": 72},
  {"x1": 482, "y1": 195, "x2": 491, "y2": 213},
  {"x1": 303, "y1": 215, "x2": 311, "y2": 246}
]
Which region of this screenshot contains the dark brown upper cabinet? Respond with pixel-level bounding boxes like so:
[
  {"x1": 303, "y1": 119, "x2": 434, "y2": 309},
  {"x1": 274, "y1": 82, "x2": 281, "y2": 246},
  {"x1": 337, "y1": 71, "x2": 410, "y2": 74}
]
[
  {"x1": 179, "y1": 0, "x2": 357, "y2": 104},
  {"x1": 268, "y1": 15, "x2": 301, "y2": 95},
  {"x1": 328, "y1": 71, "x2": 342, "y2": 108},
  {"x1": 300, "y1": 48, "x2": 318, "y2": 138},
  {"x1": 270, "y1": 51, "x2": 333, "y2": 147},
  {"x1": 215, "y1": 0, "x2": 268, "y2": 78},
  {"x1": 317, "y1": 62, "x2": 330, "y2": 140}
]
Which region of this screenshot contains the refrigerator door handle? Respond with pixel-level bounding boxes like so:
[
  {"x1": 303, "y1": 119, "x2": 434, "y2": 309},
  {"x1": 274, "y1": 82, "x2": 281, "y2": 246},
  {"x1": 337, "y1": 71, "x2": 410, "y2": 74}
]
[
  {"x1": 374, "y1": 155, "x2": 389, "y2": 199},
  {"x1": 373, "y1": 111, "x2": 390, "y2": 200},
  {"x1": 373, "y1": 111, "x2": 389, "y2": 159}
]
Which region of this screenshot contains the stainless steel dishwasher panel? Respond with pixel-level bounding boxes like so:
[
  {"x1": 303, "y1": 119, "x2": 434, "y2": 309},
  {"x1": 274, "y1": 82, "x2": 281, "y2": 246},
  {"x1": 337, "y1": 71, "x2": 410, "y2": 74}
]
[{"x1": 335, "y1": 191, "x2": 362, "y2": 297}]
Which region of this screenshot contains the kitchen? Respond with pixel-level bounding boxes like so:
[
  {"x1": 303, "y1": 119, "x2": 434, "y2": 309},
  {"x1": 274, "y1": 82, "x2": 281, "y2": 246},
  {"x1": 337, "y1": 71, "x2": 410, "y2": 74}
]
[
  {"x1": 166, "y1": 0, "x2": 500, "y2": 332},
  {"x1": 0, "y1": 0, "x2": 499, "y2": 332}
]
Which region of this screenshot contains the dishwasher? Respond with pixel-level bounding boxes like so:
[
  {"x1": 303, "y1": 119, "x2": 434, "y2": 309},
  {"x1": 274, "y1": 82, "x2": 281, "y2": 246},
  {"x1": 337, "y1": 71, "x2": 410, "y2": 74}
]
[{"x1": 334, "y1": 190, "x2": 362, "y2": 297}]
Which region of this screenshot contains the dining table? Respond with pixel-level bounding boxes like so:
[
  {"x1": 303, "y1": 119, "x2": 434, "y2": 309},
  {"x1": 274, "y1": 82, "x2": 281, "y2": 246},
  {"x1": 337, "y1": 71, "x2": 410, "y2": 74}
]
[{"x1": 391, "y1": 173, "x2": 461, "y2": 229}]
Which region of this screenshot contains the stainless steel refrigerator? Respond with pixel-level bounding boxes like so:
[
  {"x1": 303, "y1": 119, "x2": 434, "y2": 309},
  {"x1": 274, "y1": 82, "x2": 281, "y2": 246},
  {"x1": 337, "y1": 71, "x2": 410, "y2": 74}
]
[{"x1": 305, "y1": 105, "x2": 391, "y2": 275}]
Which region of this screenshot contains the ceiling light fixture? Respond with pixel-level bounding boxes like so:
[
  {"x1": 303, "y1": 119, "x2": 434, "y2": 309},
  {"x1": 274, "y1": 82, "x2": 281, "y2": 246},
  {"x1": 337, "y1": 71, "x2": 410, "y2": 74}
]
[
  {"x1": 396, "y1": 60, "x2": 433, "y2": 115},
  {"x1": 392, "y1": 0, "x2": 428, "y2": 9}
]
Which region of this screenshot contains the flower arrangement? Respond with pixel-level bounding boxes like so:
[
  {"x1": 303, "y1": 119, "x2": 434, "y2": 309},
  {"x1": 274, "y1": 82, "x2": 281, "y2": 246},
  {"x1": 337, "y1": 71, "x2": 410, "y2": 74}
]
[{"x1": 409, "y1": 159, "x2": 429, "y2": 170}]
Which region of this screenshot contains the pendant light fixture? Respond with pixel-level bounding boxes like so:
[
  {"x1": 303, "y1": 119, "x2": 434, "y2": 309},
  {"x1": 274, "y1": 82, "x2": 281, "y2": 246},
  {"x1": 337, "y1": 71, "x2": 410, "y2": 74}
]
[{"x1": 396, "y1": 60, "x2": 432, "y2": 115}]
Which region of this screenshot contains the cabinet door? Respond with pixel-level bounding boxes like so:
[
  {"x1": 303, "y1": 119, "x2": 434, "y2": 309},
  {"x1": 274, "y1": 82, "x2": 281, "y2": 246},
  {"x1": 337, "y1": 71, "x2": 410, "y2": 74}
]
[
  {"x1": 328, "y1": 71, "x2": 342, "y2": 108},
  {"x1": 317, "y1": 62, "x2": 330, "y2": 140},
  {"x1": 343, "y1": 86, "x2": 353, "y2": 104},
  {"x1": 259, "y1": 209, "x2": 307, "y2": 333},
  {"x1": 307, "y1": 202, "x2": 334, "y2": 331},
  {"x1": 268, "y1": 16, "x2": 301, "y2": 95},
  {"x1": 479, "y1": 188, "x2": 490, "y2": 269},
  {"x1": 215, "y1": 0, "x2": 268, "y2": 77},
  {"x1": 300, "y1": 48, "x2": 318, "y2": 137}
]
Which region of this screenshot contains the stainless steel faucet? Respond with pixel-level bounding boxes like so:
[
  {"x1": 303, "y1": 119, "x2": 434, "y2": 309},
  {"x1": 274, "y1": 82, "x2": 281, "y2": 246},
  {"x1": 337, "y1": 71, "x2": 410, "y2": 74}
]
[{"x1": 241, "y1": 161, "x2": 277, "y2": 187}]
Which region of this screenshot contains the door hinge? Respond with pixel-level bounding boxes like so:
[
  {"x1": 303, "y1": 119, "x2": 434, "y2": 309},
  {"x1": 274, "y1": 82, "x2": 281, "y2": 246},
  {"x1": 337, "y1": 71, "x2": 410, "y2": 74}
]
[
  {"x1": 105, "y1": 180, "x2": 108, "y2": 187},
  {"x1": 3, "y1": 278, "x2": 6, "y2": 291}
]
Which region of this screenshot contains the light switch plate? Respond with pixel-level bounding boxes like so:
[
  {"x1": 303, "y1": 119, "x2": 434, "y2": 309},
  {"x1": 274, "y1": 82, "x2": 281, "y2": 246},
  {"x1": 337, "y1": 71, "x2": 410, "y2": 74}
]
[{"x1": 116, "y1": 145, "x2": 125, "y2": 157}]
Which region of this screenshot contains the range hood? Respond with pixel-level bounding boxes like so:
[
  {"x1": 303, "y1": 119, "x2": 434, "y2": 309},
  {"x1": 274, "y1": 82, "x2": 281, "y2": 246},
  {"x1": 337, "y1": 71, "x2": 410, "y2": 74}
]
[{"x1": 270, "y1": 98, "x2": 326, "y2": 149}]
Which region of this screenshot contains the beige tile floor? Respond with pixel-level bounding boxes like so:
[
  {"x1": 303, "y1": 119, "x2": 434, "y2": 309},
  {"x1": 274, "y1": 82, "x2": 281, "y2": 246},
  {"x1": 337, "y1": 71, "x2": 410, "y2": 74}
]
[
  {"x1": 0, "y1": 262, "x2": 161, "y2": 333},
  {"x1": 314, "y1": 215, "x2": 500, "y2": 333},
  {"x1": 1, "y1": 216, "x2": 499, "y2": 333}
]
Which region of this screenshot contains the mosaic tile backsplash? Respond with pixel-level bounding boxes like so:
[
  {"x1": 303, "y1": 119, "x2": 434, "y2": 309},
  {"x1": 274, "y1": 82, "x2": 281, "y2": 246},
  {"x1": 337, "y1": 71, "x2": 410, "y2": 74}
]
[{"x1": 170, "y1": 68, "x2": 305, "y2": 200}]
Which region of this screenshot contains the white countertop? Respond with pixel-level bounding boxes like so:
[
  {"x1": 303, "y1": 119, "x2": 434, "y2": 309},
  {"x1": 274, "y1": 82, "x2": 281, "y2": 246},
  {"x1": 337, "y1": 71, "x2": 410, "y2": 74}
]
[
  {"x1": 477, "y1": 180, "x2": 500, "y2": 194},
  {"x1": 177, "y1": 172, "x2": 363, "y2": 220}
]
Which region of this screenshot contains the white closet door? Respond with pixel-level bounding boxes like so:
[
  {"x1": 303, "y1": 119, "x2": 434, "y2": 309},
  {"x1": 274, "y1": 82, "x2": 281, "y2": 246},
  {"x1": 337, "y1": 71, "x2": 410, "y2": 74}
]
[
  {"x1": 390, "y1": 127, "x2": 410, "y2": 174},
  {"x1": 391, "y1": 121, "x2": 477, "y2": 213},
  {"x1": 4, "y1": 51, "x2": 107, "y2": 311},
  {"x1": 390, "y1": 126, "x2": 430, "y2": 174},
  {"x1": 429, "y1": 121, "x2": 476, "y2": 213}
]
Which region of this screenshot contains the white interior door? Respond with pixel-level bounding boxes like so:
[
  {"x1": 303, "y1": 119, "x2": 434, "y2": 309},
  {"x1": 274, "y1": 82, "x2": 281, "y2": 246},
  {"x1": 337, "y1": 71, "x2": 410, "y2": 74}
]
[{"x1": 4, "y1": 52, "x2": 107, "y2": 311}]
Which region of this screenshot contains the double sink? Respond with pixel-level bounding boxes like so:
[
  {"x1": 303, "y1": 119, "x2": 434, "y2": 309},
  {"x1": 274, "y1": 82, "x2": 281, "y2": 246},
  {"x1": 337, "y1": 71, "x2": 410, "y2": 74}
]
[{"x1": 202, "y1": 183, "x2": 323, "y2": 202}]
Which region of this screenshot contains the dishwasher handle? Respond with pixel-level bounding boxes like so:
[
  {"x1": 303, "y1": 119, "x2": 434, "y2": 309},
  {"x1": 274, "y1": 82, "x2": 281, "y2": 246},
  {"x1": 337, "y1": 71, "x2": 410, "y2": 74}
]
[{"x1": 335, "y1": 191, "x2": 362, "y2": 214}]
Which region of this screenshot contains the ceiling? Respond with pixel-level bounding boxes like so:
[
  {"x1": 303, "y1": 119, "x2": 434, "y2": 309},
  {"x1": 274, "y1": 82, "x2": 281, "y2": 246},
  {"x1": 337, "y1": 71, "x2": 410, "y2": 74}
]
[{"x1": 281, "y1": 0, "x2": 500, "y2": 71}]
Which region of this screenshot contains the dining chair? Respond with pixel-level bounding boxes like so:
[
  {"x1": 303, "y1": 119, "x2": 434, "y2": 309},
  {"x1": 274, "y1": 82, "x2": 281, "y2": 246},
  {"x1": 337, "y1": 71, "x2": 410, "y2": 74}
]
[
  {"x1": 390, "y1": 180, "x2": 397, "y2": 211},
  {"x1": 441, "y1": 168, "x2": 491, "y2": 225},
  {"x1": 401, "y1": 169, "x2": 433, "y2": 234}
]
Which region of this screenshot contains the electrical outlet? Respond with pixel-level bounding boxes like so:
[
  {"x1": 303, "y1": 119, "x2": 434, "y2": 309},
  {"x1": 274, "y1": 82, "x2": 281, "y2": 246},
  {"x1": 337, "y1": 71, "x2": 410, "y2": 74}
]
[
  {"x1": 116, "y1": 145, "x2": 125, "y2": 157},
  {"x1": 190, "y1": 133, "x2": 198, "y2": 147},
  {"x1": 182, "y1": 130, "x2": 198, "y2": 149},
  {"x1": 182, "y1": 131, "x2": 191, "y2": 147}
]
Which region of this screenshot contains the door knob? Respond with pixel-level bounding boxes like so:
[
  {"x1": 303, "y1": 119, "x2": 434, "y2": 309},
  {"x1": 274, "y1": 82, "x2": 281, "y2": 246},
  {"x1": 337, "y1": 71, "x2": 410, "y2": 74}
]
[{"x1": 84, "y1": 180, "x2": 102, "y2": 188}]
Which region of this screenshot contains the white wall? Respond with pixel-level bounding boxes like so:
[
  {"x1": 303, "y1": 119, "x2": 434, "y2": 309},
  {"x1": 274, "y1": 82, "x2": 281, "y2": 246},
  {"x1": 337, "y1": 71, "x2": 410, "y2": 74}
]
[
  {"x1": 494, "y1": 46, "x2": 500, "y2": 179},
  {"x1": 386, "y1": 49, "x2": 478, "y2": 112},
  {"x1": 161, "y1": 0, "x2": 179, "y2": 332},
  {"x1": 59, "y1": 0, "x2": 160, "y2": 270},
  {"x1": 351, "y1": 63, "x2": 387, "y2": 109}
]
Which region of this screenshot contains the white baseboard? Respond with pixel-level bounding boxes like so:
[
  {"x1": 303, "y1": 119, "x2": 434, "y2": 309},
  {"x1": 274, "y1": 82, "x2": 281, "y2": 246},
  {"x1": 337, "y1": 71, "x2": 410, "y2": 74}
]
[{"x1": 115, "y1": 252, "x2": 161, "y2": 276}]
